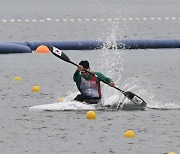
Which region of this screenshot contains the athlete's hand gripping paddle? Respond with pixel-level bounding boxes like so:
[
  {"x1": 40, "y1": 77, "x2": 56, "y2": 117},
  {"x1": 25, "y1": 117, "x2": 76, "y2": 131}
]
[{"x1": 47, "y1": 46, "x2": 146, "y2": 106}]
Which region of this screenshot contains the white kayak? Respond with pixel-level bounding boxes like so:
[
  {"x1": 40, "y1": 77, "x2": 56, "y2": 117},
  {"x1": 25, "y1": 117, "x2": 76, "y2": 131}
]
[
  {"x1": 29, "y1": 99, "x2": 147, "y2": 111},
  {"x1": 29, "y1": 100, "x2": 98, "y2": 111}
]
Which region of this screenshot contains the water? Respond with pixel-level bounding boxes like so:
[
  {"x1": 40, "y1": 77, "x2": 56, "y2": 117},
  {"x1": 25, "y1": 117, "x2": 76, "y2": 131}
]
[
  {"x1": 1, "y1": 50, "x2": 180, "y2": 154},
  {"x1": 1, "y1": 0, "x2": 180, "y2": 154}
]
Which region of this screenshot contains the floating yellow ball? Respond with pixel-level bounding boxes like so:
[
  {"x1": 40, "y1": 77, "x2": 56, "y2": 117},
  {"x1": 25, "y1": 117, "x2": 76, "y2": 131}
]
[
  {"x1": 14, "y1": 76, "x2": 22, "y2": 81},
  {"x1": 86, "y1": 111, "x2": 96, "y2": 120},
  {"x1": 168, "y1": 152, "x2": 176, "y2": 154},
  {"x1": 58, "y1": 97, "x2": 65, "y2": 102},
  {"x1": 32, "y1": 85, "x2": 41, "y2": 92},
  {"x1": 124, "y1": 130, "x2": 136, "y2": 138},
  {"x1": 36, "y1": 45, "x2": 50, "y2": 53}
]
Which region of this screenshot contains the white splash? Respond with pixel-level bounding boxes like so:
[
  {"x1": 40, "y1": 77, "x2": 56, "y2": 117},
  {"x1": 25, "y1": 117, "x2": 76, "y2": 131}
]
[{"x1": 97, "y1": 21, "x2": 125, "y2": 105}]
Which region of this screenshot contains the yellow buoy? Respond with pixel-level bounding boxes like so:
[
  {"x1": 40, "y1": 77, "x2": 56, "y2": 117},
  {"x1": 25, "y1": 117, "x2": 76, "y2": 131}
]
[
  {"x1": 124, "y1": 130, "x2": 136, "y2": 138},
  {"x1": 58, "y1": 97, "x2": 65, "y2": 102},
  {"x1": 32, "y1": 85, "x2": 41, "y2": 92},
  {"x1": 86, "y1": 111, "x2": 96, "y2": 120},
  {"x1": 168, "y1": 152, "x2": 176, "y2": 154},
  {"x1": 36, "y1": 45, "x2": 50, "y2": 54},
  {"x1": 14, "y1": 76, "x2": 22, "y2": 81}
]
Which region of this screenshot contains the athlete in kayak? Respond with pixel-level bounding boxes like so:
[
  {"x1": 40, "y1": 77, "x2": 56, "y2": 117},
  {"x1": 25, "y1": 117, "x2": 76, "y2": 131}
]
[{"x1": 73, "y1": 60, "x2": 115, "y2": 104}]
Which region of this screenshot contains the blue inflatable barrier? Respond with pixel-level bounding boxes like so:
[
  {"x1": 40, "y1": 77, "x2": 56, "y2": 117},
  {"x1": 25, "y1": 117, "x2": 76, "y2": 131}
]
[
  {"x1": 1, "y1": 39, "x2": 180, "y2": 54},
  {"x1": 22, "y1": 39, "x2": 180, "y2": 50},
  {"x1": 0, "y1": 43, "x2": 31, "y2": 54},
  {"x1": 24, "y1": 40, "x2": 105, "y2": 51},
  {"x1": 116, "y1": 39, "x2": 180, "y2": 49}
]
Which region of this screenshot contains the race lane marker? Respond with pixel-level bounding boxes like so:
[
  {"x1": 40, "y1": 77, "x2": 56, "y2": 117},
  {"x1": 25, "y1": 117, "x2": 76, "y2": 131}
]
[
  {"x1": 1, "y1": 17, "x2": 180, "y2": 23},
  {"x1": 46, "y1": 18, "x2": 51, "y2": 21},
  {"x1": 157, "y1": 17, "x2": 162, "y2": 20},
  {"x1": 2, "y1": 19, "x2": 7, "y2": 22}
]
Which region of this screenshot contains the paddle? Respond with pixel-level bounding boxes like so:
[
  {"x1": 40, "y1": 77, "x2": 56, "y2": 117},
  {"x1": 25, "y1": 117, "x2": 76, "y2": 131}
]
[{"x1": 47, "y1": 46, "x2": 146, "y2": 106}]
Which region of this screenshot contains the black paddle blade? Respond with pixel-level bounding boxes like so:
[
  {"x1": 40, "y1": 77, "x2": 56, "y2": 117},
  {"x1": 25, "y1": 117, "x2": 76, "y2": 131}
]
[
  {"x1": 47, "y1": 46, "x2": 71, "y2": 63},
  {"x1": 123, "y1": 91, "x2": 146, "y2": 106}
]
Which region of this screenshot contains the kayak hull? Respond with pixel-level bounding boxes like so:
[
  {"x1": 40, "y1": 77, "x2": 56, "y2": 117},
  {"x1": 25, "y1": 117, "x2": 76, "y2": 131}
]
[
  {"x1": 29, "y1": 100, "x2": 147, "y2": 111},
  {"x1": 29, "y1": 101, "x2": 97, "y2": 111}
]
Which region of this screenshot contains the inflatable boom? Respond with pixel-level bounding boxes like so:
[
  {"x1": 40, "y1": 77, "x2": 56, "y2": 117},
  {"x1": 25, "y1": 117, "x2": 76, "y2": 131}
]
[{"x1": 1, "y1": 39, "x2": 180, "y2": 54}]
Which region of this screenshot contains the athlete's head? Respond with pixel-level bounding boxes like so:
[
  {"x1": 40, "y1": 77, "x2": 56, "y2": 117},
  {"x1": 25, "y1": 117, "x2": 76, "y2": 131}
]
[
  {"x1": 79, "y1": 60, "x2": 89, "y2": 69},
  {"x1": 79, "y1": 60, "x2": 90, "y2": 77}
]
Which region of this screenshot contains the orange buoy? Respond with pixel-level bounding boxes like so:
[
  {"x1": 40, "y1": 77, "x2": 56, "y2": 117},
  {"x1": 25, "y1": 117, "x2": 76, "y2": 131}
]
[{"x1": 36, "y1": 45, "x2": 50, "y2": 53}]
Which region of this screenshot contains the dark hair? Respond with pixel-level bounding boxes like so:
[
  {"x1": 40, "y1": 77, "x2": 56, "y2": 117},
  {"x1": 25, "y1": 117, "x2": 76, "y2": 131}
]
[{"x1": 79, "y1": 60, "x2": 89, "y2": 69}]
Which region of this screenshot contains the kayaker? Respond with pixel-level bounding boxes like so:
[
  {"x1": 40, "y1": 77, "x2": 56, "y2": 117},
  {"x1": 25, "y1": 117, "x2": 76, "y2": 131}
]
[{"x1": 73, "y1": 60, "x2": 115, "y2": 104}]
